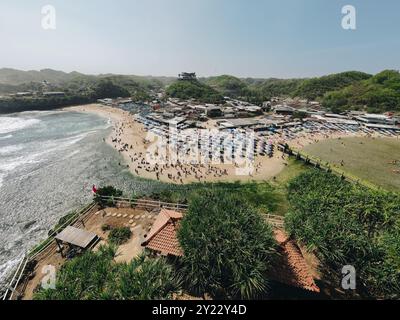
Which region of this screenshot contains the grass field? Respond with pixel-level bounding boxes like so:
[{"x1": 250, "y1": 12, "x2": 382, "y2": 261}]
[{"x1": 302, "y1": 137, "x2": 400, "y2": 192}]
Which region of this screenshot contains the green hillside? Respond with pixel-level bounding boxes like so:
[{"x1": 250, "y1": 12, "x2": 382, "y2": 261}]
[
  {"x1": 199, "y1": 72, "x2": 372, "y2": 104},
  {"x1": 201, "y1": 75, "x2": 247, "y2": 97},
  {"x1": 294, "y1": 71, "x2": 371, "y2": 100},
  {"x1": 322, "y1": 70, "x2": 400, "y2": 113},
  {"x1": 1, "y1": 68, "x2": 399, "y2": 113},
  {"x1": 166, "y1": 79, "x2": 224, "y2": 103}
]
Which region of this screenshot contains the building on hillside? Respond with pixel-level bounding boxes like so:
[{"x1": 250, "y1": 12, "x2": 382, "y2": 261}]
[
  {"x1": 205, "y1": 105, "x2": 223, "y2": 118},
  {"x1": 355, "y1": 114, "x2": 397, "y2": 125},
  {"x1": 43, "y1": 91, "x2": 66, "y2": 97},
  {"x1": 178, "y1": 72, "x2": 197, "y2": 81},
  {"x1": 262, "y1": 101, "x2": 271, "y2": 112},
  {"x1": 146, "y1": 113, "x2": 187, "y2": 126},
  {"x1": 16, "y1": 92, "x2": 33, "y2": 97},
  {"x1": 272, "y1": 105, "x2": 296, "y2": 116},
  {"x1": 217, "y1": 118, "x2": 261, "y2": 129},
  {"x1": 310, "y1": 114, "x2": 359, "y2": 125},
  {"x1": 363, "y1": 123, "x2": 400, "y2": 131},
  {"x1": 97, "y1": 98, "x2": 113, "y2": 105}
]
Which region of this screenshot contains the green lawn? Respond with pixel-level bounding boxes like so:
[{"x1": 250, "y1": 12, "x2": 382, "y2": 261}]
[
  {"x1": 270, "y1": 159, "x2": 310, "y2": 216},
  {"x1": 302, "y1": 137, "x2": 400, "y2": 192}
]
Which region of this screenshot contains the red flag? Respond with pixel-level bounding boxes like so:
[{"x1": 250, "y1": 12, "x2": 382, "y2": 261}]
[{"x1": 92, "y1": 185, "x2": 98, "y2": 194}]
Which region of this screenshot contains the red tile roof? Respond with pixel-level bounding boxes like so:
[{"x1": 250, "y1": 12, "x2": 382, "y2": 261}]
[
  {"x1": 141, "y1": 209, "x2": 183, "y2": 257},
  {"x1": 270, "y1": 230, "x2": 320, "y2": 293}
]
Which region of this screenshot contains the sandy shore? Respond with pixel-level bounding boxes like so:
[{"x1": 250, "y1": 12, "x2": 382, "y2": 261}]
[
  {"x1": 64, "y1": 104, "x2": 286, "y2": 184},
  {"x1": 65, "y1": 104, "x2": 391, "y2": 185}
]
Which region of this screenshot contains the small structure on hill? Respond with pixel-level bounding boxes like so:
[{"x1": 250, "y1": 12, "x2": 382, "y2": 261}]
[
  {"x1": 178, "y1": 72, "x2": 197, "y2": 81},
  {"x1": 55, "y1": 226, "x2": 99, "y2": 257}
]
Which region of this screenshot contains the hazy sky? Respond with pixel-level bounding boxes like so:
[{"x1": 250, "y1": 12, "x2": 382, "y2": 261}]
[{"x1": 0, "y1": 0, "x2": 399, "y2": 78}]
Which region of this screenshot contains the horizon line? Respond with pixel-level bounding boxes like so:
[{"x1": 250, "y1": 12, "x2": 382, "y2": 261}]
[{"x1": 2, "y1": 66, "x2": 398, "y2": 81}]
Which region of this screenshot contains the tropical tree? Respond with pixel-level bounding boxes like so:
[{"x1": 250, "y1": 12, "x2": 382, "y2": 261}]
[
  {"x1": 284, "y1": 170, "x2": 400, "y2": 298},
  {"x1": 94, "y1": 185, "x2": 123, "y2": 207},
  {"x1": 34, "y1": 245, "x2": 119, "y2": 300},
  {"x1": 178, "y1": 189, "x2": 276, "y2": 299},
  {"x1": 34, "y1": 247, "x2": 181, "y2": 300},
  {"x1": 115, "y1": 254, "x2": 182, "y2": 300}
]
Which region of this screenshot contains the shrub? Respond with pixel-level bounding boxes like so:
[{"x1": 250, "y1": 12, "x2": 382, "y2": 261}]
[
  {"x1": 94, "y1": 186, "x2": 123, "y2": 207},
  {"x1": 108, "y1": 227, "x2": 132, "y2": 245}
]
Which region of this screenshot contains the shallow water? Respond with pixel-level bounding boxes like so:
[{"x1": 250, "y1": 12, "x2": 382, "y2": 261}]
[{"x1": 0, "y1": 110, "x2": 166, "y2": 287}]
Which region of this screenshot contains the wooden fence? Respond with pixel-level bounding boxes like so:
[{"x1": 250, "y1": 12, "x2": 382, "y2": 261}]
[{"x1": 278, "y1": 143, "x2": 380, "y2": 191}]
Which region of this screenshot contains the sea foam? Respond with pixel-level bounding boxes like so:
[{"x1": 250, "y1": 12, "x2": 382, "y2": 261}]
[{"x1": 0, "y1": 117, "x2": 40, "y2": 134}]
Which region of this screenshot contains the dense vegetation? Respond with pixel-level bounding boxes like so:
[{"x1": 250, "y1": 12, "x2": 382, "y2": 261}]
[
  {"x1": 144, "y1": 181, "x2": 283, "y2": 215},
  {"x1": 34, "y1": 246, "x2": 181, "y2": 300},
  {"x1": 166, "y1": 79, "x2": 224, "y2": 103},
  {"x1": 0, "y1": 95, "x2": 92, "y2": 114},
  {"x1": 108, "y1": 227, "x2": 132, "y2": 245},
  {"x1": 0, "y1": 68, "x2": 173, "y2": 113},
  {"x1": 1, "y1": 68, "x2": 398, "y2": 113},
  {"x1": 198, "y1": 71, "x2": 373, "y2": 106},
  {"x1": 178, "y1": 189, "x2": 276, "y2": 299},
  {"x1": 294, "y1": 71, "x2": 371, "y2": 100},
  {"x1": 202, "y1": 75, "x2": 247, "y2": 97},
  {"x1": 285, "y1": 170, "x2": 400, "y2": 299},
  {"x1": 94, "y1": 186, "x2": 123, "y2": 207},
  {"x1": 322, "y1": 70, "x2": 400, "y2": 113}
]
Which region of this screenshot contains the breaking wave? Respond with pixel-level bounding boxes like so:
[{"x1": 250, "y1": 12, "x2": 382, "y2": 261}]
[{"x1": 0, "y1": 117, "x2": 41, "y2": 134}]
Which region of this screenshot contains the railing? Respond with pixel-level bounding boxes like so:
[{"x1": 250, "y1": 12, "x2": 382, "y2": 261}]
[
  {"x1": 265, "y1": 214, "x2": 284, "y2": 228},
  {"x1": 2, "y1": 254, "x2": 28, "y2": 300},
  {"x1": 29, "y1": 202, "x2": 97, "y2": 260},
  {"x1": 278, "y1": 144, "x2": 380, "y2": 191},
  {"x1": 97, "y1": 196, "x2": 189, "y2": 211},
  {"x1": 1, "y1": 202, "x2": 97, "y2": 300}
]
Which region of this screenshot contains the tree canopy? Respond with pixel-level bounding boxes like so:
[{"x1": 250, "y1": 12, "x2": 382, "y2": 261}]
[
  {"x1": 322, "y1": 70, "x2": 400, "y2": 113},
  {"x1": 284, "y1": 170, "x2": 400, "y2": 299},
  {"x1": 34, "y1": 246, "x2": 181, "y2": 300},
  {"x1": 201, "y1": 75, "x2": 247, "y2": 97},
  {"x1": 166, "y1": 80, "x2": 224, "y2": 103}
]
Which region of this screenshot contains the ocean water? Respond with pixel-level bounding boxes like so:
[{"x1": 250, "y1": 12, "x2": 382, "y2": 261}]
[{"x1": 0, "y1": 110, "x2": 166, "y2": 288}]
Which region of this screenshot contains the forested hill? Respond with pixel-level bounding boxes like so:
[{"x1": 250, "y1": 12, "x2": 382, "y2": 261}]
[
  {"x1": 199, "y1": 71, "x2": 400, "y2": 113},
  {"x1": 0, "y1": 68, "x2": 175, "y2": 95},
  {"x1": 201, "y1": 71, "x2": 372, "y2": 101},
  {"x1": 322, "y1": 70, "x2": 400, "y2": 113},
  {"x1": 166, "y1": 79, "x2": 224, "y2": 103},
  {"x1": 1, "y1": 68, "x2": 399, "y2": 113}
]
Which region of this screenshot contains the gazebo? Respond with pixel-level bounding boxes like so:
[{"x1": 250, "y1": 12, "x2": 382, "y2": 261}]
[{"x1": 55, "y1": 226, "x2": 99, "y2": 257}]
